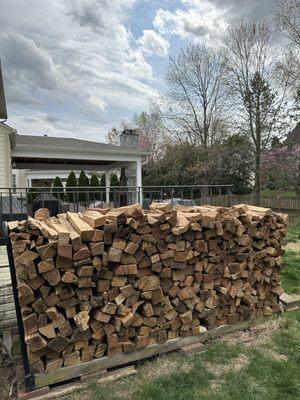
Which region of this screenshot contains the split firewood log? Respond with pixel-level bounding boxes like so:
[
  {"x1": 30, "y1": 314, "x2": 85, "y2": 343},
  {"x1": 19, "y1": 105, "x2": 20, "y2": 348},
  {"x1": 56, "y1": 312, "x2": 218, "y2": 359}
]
[{"x1": 7, "y1": 204, "x2": 287, "y2": 373}]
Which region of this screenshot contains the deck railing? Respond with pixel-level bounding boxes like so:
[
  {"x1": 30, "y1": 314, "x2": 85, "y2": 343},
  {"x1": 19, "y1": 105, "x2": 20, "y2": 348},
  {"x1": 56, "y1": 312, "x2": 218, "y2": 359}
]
[{"x1": 0, "y1": 184, "x2": 233, "y2": 222}]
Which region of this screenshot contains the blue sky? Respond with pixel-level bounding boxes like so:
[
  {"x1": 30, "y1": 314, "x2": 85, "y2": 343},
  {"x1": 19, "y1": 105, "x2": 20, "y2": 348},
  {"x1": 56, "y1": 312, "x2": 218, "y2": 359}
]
[{"x1": 0, "y1": 0, "x2": 275, "y2": 142}]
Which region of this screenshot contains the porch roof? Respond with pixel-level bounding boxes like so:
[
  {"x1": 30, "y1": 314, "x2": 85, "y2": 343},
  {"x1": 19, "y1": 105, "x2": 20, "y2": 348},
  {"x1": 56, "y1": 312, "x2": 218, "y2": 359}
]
[{"x1": 11, "y1": 134, "x2": 149, "y2": 170}]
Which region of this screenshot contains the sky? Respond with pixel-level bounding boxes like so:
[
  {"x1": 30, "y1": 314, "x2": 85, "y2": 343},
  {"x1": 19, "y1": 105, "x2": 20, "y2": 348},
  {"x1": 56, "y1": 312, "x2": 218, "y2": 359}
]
[{"x1": 0, "y1": 0, "x2": 276, "y2": 142}]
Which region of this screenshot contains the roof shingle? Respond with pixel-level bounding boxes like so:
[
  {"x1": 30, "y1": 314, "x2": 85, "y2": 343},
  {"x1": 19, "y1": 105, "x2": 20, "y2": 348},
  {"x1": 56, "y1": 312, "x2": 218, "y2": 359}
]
[{"x1": 14, "y1": 134, "x2": 149, "y2": 156}]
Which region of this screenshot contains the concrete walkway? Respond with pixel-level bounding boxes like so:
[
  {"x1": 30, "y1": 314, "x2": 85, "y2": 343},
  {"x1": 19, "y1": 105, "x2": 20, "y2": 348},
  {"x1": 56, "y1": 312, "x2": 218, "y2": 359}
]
[
  {"x1": 0, "y1": 245, "x2": 10, "y2": 287},
  {"x1": 0, "y1": 245, "x2": 17, "y2": 331}
]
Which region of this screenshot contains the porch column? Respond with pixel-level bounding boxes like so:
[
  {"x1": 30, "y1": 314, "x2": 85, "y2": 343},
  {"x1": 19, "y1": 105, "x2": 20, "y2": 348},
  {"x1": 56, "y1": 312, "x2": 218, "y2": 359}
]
[
  {"x1": 136, "y1": 159, "x2": 142, "y2": 204},
  {"x1": 105, "y1": 171, "x2": 110, "y2": 205}
]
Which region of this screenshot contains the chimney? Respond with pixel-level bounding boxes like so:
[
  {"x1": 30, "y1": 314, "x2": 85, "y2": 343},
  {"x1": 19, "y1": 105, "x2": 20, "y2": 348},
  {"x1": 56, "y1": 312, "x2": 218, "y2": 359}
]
[{"x1": 120, "y1": 128, "x2": 139, "y2": 148}]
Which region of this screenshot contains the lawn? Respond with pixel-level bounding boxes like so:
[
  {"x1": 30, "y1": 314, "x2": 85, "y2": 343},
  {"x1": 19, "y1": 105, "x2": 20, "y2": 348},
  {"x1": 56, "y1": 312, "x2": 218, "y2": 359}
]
[
  {"x1": 283, "y1": 214, "x2": 300, "y2": 294},
  {"x1": 64, "y1": 215, "x2": 300, "y2": 400},
  {"x1": 260, "y1": 189, "x2": 299, "y2": 199}
]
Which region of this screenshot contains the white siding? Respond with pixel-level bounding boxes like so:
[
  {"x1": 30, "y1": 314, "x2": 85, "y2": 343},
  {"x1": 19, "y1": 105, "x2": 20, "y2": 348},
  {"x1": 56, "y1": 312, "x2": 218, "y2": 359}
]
[
  {"x1": 13, "y1": 169, "x2": 28, "y2": 188},
  {"x1": 0, "y1": 123, "x2": 12, "y2": 188}
]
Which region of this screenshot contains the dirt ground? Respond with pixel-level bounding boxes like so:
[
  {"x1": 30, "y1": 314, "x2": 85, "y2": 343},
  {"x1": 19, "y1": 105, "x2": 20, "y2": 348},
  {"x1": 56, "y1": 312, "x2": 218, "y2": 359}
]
[{"x1": 0, "y1": 342, "x2": 17, "y2": 400}]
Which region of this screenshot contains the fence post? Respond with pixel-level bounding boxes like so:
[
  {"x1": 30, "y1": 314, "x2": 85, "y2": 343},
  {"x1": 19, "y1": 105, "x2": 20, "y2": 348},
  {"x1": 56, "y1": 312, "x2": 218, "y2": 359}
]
[
  {"x1": 9, "y1": 187, "x2": 12, "y2": 220},
  {"x1": 171, "y1": 189, "x2": 174, "y2": 205},
  {"x1": 76, "y1": 189, "x2": 79, "y2": 212},
  {"x1": 3, "y1": 223, "x2": 35, "y2": 391},
  {"x1": 113, "y1": 188, "x2": 117, "y2": 208},
  {"x1": 49, "y1": 186, "x2": 52, "y2": 216},
  {"x1": 25, "y1": 188, "x2": 29, "y2": 218},
  {"x1": 227, "y1": 186, "x2": 232, "y2": 207}
]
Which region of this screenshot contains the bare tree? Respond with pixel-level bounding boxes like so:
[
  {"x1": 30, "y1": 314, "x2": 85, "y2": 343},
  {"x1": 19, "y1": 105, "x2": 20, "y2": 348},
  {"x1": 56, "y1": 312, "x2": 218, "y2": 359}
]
[
  {"x1": 275, "y1": 0, "x2": 300, "y2": 46},
  {"x1": 274, "y1": 1, "x2": 300, "y2": 195},
  {"x1": 105, "y1": 120, "x2": 137, "y2": 146},
  {"x1": 160, "y1": 43, "x2": 228, "y2": 157},
  {"x1": 132, "y1": 107, "x2": 165, "y2": 161},
  {"x1": 274, "y1": 0, "x2": 300, "y2": 97},
  {"x1": 105, "y1": 127, "x2": 120, "y2": 145},
  {"x1": 224, "y1": 21, "x2": 293, "y2": 205}
]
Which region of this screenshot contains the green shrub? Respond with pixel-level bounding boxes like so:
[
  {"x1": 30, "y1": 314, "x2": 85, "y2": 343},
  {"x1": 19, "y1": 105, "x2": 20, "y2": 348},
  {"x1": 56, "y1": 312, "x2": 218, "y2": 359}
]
[
  {"x1": 100, "y1": 173, "x2": 106, "y2": 187},
  {"x1": 90, "y1": 174, "x2": 101, "y2": 200},
  {"x1": 110, "y1": 173, "x2": 119, "y2": 187},
  {"x1": 78, "y1": 170, "x2": 89, "y2": 202},
  {"x1": 110, "y1": 173, "x2": 119, "y2": 202},
  {"x1": 52, "y1": 176, "x2": 65, "y2": 200},
  {"x1": 66, "y1": 171, "x2": 77, "y2": 202}
]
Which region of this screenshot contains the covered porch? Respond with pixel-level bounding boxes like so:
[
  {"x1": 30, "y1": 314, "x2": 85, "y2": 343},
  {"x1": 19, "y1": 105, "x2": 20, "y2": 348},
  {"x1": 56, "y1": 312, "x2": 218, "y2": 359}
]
[{"x1": 10, "y1": 130, "x2": 148, "y2": 205}]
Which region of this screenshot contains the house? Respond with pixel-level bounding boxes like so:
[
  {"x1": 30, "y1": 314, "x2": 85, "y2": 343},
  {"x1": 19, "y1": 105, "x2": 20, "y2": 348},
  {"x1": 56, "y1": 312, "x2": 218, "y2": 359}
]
[
  {"x1": 2, "y1": 127, "x2": 148, "y2": 203},
  {"x1": 0, "y1": 61, "x2": 13, "y2": 188}
]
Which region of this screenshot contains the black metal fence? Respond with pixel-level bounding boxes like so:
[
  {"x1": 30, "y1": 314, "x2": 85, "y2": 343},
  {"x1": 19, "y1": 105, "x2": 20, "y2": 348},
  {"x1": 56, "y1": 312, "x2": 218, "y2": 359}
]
[{"x1": 0, "y1": 185, "x2": 233, "y2": 236}]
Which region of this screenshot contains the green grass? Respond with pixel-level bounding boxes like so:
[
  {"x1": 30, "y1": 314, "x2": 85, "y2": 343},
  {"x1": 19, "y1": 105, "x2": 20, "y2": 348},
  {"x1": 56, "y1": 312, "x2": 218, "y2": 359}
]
[
  {"x1": 282, "y1": 213, "x2": 300, "y2": 294},
  {"x1": 282, "y1": 251, "x2": 300, "y2": 294},
  {"x1": 286, "y1": 214, "x2": 300, "y2": 243},
  {"x1": 260, "y1": 189, "x2": 299, "y2": 199}
]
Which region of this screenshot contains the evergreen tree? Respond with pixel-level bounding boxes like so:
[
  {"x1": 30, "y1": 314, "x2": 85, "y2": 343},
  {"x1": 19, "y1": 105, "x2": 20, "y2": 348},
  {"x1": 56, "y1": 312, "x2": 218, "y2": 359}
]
[
  {"x1": 52, "y1": 176, "x2": 65, "y2": 200},
  {"x1": 100, "y1": 173, "x2": 106, "y2": 187},
  {"x1": 119, "y1": 167, "x2": 128, "y2": 206},
  {"x1": 110, "y1": 173, "x2": 119, "y2": 187},
  {"x1": 78, "y1": 170, "x2": 89, "y2": 202},
  {"x1": 66, "y1": 171, "x2": 77, "y2": 202},
  {"x1": 90, "y1": 174, "x2": 100, "y2": 200},
  {"x1": 243, "y1": 71, "x2": 276, "y2": 204},
  {"x1": 90, "y1": 174, "x2": 100, "y2": 187},
  {"x1": 110, "y1": 173, "x2": 119, "y2": 203}
]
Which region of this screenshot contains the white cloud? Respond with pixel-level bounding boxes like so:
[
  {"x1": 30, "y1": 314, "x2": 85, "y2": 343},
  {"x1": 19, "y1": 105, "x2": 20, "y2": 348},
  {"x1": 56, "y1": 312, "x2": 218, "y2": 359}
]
[
  {"x1": 153, "y1": 10, "x2": 177, "y2": 35},
  {"x1": 138, "y1": 30, "x2": 169, "y2": 57},
  {"x1": 0, "y1": 0, "x2": 157, "y2": 140},
  {"x1": 1, "y1": 33, "x2": 61, "y2": 91},
  {"x1": 1, "y1": 0, "x2": 273, "y2": 141},
  {"x1": 153, "y1": 0, "x2": 229, "y2": 40}
]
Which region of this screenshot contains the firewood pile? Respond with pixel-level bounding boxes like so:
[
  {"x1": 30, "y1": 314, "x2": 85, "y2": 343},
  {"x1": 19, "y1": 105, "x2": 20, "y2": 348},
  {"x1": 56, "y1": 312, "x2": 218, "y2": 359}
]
[{"x1": 7, "y1": 203, "x2": 288, "y2": 374}]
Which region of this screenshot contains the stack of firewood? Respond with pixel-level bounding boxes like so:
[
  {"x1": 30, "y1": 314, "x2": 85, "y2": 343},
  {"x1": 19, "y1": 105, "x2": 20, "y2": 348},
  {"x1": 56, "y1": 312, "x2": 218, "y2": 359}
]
[{"x1": 8, "y1": 203, "x2": 287, "y2": 373}]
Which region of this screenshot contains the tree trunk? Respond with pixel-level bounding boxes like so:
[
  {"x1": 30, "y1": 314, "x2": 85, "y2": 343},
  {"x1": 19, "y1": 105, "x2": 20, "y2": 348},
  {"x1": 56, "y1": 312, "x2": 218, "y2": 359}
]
[
  {"x1": 296, "y1": 151, "x2": 300, "y2": 196},
  {"x1": 254, "y1": 153, "x2": 261, "y2": 206}
]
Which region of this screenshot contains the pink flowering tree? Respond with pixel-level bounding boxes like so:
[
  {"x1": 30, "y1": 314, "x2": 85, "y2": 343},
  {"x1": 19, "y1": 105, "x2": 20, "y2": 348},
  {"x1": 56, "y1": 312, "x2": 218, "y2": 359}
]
[{"x1": 261, "y1": 144, "x2": 300, "y2": 192}]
